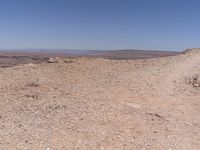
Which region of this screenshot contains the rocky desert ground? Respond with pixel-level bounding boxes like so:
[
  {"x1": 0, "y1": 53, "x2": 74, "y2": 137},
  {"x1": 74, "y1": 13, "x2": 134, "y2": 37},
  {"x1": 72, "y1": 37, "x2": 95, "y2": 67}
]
[{"x1": 0, "y1": 49, "x2": 200, "y2": 149}]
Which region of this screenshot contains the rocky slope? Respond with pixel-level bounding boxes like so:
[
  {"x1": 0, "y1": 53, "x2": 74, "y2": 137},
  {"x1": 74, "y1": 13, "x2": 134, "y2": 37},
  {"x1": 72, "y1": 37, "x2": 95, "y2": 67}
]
[{"x1": 0, "y1": 49, "x2": 200, "y2": 149}]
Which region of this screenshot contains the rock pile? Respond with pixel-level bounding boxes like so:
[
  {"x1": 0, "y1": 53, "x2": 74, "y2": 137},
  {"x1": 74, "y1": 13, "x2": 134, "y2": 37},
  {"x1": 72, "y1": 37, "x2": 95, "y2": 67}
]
[
  {"x1": 188, "y1": 74, "x2": 200, "y2": 88},
  {"x1": 183, "y1": 48, "x2": 200, "y2": 54}
]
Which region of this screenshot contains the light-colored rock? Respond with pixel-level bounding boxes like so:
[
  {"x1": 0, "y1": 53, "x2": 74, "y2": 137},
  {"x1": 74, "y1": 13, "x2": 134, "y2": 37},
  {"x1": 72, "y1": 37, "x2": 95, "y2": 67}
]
[{"x1": 47, "y1": 57, "x2": 60, "y2": 63}]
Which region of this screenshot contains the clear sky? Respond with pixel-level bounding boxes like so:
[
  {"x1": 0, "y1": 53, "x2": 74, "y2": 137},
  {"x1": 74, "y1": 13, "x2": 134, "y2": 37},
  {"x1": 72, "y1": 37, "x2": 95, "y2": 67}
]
[{"x1": 0, "y1": 0, "x2": 200, "y2": 51}]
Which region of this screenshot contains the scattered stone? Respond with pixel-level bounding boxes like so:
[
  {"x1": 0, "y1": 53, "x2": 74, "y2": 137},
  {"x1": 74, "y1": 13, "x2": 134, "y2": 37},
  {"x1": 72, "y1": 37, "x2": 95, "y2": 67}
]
[
  {"x1": 146, "y1": 113, "x2": 162, "y2": 118},
  {"x1": 18, "y1": 124, "x2": 23, "y2": 128},
  {"x1": 63, "y1": 58, "x2": 74, "y2": 63},
  {"x1": 125, "y1": 103, "x2": 141, "y2": 109},
  {"x1": 25, "y1": 94, "x2": 39, "y2": 99},
  {"x1": 25, "y1": 140, "x2": 29, "y2": 144},
  {"x1": 27, "y1": 82, "x2": 40, "y2": 87}
]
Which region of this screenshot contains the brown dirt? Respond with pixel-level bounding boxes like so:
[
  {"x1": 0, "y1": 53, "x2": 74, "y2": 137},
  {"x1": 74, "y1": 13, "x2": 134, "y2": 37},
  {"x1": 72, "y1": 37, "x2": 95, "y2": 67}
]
[
  {"x1": 0, "y1": 49, "x2": 179, "y2": 68},
  {"x1": 0, "y1": 49, "x2": 199, "y2": 149}
]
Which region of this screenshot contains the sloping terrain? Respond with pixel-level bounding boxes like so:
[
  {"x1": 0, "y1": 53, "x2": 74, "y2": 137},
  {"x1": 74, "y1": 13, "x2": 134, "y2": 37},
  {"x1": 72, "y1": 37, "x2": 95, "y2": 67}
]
[{"x1": 0, "y1": 49, "x2": 200, "y2": 149}]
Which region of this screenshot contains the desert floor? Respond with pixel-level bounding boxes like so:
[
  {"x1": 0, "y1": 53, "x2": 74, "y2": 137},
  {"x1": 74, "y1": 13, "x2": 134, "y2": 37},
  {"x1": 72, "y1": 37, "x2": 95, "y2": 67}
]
[{"x1": 0, "y1": 49, "x2": 200, "y2": 149}]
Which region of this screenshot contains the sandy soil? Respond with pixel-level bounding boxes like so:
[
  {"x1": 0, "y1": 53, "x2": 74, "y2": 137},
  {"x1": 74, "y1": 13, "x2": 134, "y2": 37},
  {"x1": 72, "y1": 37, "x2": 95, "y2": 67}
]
[{"x1": 0, "y1": 49, "x2": 200, "y2": 149}]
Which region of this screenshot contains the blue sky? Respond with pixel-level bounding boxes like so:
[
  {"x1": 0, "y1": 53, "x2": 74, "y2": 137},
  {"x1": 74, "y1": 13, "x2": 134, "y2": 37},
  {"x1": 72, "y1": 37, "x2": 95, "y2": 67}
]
[{"x1": 0, "y1": 0, "x2": 200, "y2": 51}]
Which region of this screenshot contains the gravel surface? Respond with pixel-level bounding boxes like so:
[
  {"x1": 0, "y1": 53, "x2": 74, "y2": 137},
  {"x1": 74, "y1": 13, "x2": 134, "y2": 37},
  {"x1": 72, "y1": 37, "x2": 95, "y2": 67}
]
[{"x1": 0, "y1": 49, "x2": 200, "y2": 149}]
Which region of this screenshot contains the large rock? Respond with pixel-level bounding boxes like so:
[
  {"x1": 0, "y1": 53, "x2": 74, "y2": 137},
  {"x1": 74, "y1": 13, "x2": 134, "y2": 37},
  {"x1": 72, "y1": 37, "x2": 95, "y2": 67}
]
[{"x1": 47, "y1": 57, "x2": 60, "y2": 63}]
